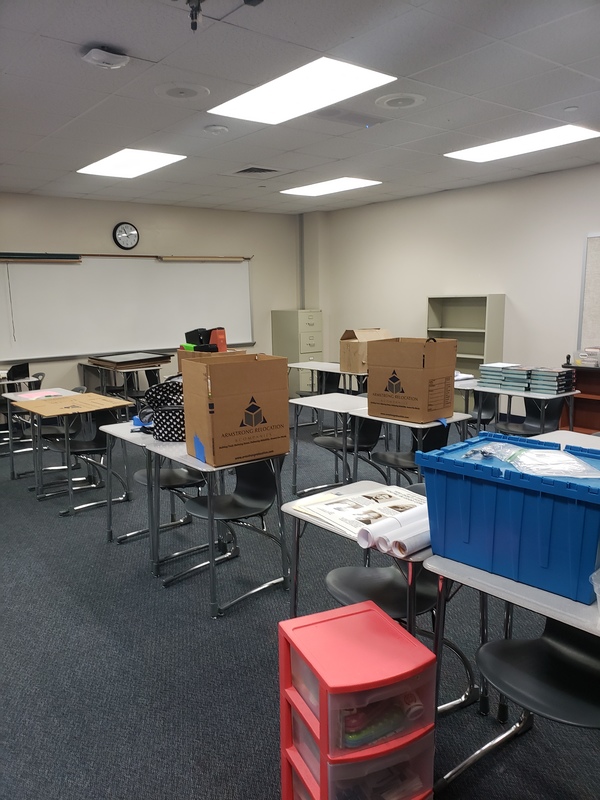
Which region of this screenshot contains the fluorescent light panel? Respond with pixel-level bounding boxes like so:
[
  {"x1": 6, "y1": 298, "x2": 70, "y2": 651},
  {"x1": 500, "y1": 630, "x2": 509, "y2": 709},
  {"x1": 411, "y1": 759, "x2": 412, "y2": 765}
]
[
  {"x1": 444, "y1": 124, "x2": 600, "y2": 163},
  {"x1": 208, "y1": 57, "x2": 396, "y2": 124},
  {"x1": 78, "y1": 148, "x2": 186, "y2": 178},
  {"x1": 281, "y1": 177, "x2": 381, "y2": 197}
]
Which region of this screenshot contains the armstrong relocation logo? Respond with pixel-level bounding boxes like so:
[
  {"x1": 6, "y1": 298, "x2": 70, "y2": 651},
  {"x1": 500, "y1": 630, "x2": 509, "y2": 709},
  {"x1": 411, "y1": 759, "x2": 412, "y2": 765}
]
[
  {"x1": 241, "y1": 396, "x2": 267, "y2": 428},
  {"x1": 385, "y1": 370, "x2": 404, "y2": 395}
]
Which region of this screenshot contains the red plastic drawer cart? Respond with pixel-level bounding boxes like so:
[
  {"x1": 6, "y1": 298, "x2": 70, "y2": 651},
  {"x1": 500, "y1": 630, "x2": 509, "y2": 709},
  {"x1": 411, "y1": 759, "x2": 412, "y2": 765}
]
[{"x1": 279, "y1": 601, "x2": 436, "y2": 800}]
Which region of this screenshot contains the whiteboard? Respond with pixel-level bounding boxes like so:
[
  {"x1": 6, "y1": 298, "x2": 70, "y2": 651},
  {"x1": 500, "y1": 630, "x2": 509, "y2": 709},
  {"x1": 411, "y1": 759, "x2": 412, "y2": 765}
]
[
  {"x1": 0, "y1": 256, "x2": 253, "y2": 360},
  {"x1": 579, "y1": 236, "x2": 600, "y2": 348}
]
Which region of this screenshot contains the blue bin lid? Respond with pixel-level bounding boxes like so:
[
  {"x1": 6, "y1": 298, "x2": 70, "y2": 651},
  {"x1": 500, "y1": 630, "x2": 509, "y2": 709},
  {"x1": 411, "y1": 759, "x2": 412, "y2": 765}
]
[{"x1": 416, "y1": 432, "x2": 600, "y2": 502}]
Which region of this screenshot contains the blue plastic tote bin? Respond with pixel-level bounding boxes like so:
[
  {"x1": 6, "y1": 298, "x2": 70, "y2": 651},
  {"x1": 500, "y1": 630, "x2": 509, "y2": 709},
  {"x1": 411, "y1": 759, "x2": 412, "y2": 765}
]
[{"x1": 416, "y1": 433, "x2": 600, "y2": 604}]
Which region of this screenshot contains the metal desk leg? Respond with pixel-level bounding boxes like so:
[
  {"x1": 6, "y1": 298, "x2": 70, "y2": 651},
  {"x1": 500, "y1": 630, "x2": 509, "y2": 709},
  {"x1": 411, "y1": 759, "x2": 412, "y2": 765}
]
[
  {"x1": 7, "y1": 401, "x2": 16, "y2": 480},
  {"x1": 273, "y1": 458, "x2": 290, "y2": 591},
  {"x1": 149, "y1": 449, "x2": 161, "y2": 576},
  {"x1": 416, "y1": 430, "x2": 424, "y2": 480},
  {"x1": 540, "y1": 400, "x2": 546, "y2": 433},
  {"x1": 432, "y1": 573, "x2": 448, "y2": 717},
  {"x1": 64, "y1": 415, "x2": 75, "y2": 515},
  {"x1": 106, "y1": 435, "x2": 113, "y2": 542},
  {"x1": 292, "y1": 405, "x2": 301, "y2": 495},
  {"x1": 405, "y1": 560, "x2": 416, "y2": 635},
  {"x1": 568, "y1": 395, "x2": 574, "y2": 430},
  {"x1": 290, "y1": 518, "x2": 303, "y2": 618},
  {"x1": 478, "y1": 592, "x2": 490, "y2": 715},
  {"x1": 497, "y1": 601, "x2": 514, "y2": 723},
  {"x1": 206, "y1": 472, "x2": 220, "y2": 618}
]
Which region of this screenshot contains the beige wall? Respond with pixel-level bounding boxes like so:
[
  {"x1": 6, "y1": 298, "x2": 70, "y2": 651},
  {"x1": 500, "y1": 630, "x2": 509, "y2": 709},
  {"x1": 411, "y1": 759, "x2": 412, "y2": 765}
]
[
  {"x1": 315, "y1": 164, "x2": 600, "y2": 368},
  {"x1": 0, "y1": 194, "x2": 300, "y2": 387},
  {"x1": 4, "y1": 163, "x2": 600, "y2": 390}
]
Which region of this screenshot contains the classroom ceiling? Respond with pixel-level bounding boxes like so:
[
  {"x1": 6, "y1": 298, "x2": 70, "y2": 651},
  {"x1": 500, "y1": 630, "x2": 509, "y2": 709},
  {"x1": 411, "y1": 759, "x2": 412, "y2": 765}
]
[{"x1": 3, "y1": 0, "x2": 600, "y2": 214}]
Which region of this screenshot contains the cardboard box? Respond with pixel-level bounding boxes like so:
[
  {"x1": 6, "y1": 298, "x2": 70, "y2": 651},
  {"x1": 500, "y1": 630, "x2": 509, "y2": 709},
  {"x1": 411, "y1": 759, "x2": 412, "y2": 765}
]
[
  {"x1": 367, "y1": 337, "x2": 457, "y2": 423},
  {"x1": 182, "y1": 354, "x2": 289, "y2": 466},
  {"x1": 339, "y1": 329, "x2": 393, "y2": 374},
  {"x1": 176, "y1": 348, "x2": 245, "y2": 372}
]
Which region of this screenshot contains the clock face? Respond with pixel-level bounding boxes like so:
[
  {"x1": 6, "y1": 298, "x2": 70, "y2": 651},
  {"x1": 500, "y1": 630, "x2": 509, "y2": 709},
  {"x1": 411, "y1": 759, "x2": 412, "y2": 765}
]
[{"x1": 113, "y1": 222, "x2": 139, "y2": 250}]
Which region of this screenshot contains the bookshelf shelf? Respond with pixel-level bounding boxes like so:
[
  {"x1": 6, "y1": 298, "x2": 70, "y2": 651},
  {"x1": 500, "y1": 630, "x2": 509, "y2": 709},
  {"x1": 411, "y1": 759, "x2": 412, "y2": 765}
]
[{"x1": 560, "y1": 366, "x2": 600, "y2": 433}]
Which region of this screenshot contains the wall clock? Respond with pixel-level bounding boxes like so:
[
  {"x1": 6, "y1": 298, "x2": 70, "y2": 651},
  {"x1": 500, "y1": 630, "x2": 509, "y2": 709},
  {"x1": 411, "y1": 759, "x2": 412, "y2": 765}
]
[{"x1": 112, "y1": 222, "x2": 139, "y2": 250}]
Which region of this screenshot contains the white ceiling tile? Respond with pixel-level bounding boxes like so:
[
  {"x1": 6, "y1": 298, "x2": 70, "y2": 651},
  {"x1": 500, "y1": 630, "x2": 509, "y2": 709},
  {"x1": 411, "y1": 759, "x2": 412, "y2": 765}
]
[
  {"x1": 343, "y1": 120, "x2": 444, "y2": 147},
  {"x1": 0, "y1": 26, "x2": 36, "y2": 70},
  {"x1": 477, "y1": 68, "x2": 600, "y2": 111},
  {"x1": 412, "y1": 42, "x2": 557, "y2": 95},
  {"x1": 507, "y1": 5, "x2": 600, "y2": 65},
  {"x1": 406, "y1": 96, "x2": 515, "y2": 131},
  {"x1": 533, "y1": 91, "x2": 600, "y2": 128},
  {"x1": 420, "y1": 0, "x2": 599, "y2": 39}
]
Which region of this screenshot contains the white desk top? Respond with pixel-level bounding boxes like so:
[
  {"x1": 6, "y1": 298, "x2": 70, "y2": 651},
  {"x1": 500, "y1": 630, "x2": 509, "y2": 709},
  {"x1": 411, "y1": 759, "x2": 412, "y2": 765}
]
[
  {"x1": 289, "y1": 392, "x2": 368, "y2": 413},
  {"x1": 282, "y1": 480, "x2": 432, "y2": 562},
  {"x1": 2, "y1": 387, "x2": 77, "y2": 401},
  {"x1": 100, "y1": 420, "x2": 153, "y2": 446},
  {"x1": 288, "y1": 360, "x2": 368, "y2": 377},
  {"x1": 424, "y1": 555, "x2": 599, "y2": 636},
  {"x1": 532, "y1": 430, "x2": 600, "y2": 449},
  {"x1": 350, "y1": 407, "x2": 471, "y2": 430},
  {"x1": 142, "y1": 437, "x2": 287, "y2": 474},
  {"x1": 455, "y1": 378, "x2": 578, "y2": 401}
]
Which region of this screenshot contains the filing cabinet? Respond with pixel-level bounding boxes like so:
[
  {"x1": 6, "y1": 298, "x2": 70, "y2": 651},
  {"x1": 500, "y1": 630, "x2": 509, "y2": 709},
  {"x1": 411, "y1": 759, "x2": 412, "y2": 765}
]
[{"x1": 271, "y1": 310, "x2": 323, "y2": 397}]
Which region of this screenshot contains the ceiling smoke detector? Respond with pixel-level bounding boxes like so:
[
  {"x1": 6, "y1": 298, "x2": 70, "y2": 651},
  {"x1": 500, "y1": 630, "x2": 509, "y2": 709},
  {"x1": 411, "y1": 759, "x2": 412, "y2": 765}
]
[
  {"x1": 82, "y1": 48, "x2": 130, "y2": 70},
  {"x1": 375, "y1": 93, "x2": 426, "y2": 110}
]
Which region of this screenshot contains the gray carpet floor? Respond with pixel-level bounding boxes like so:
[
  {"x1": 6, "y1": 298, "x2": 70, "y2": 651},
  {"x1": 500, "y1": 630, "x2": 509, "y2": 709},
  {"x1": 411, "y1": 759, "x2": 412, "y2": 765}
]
[{"x1": 1, "y1": 411, "x2": 598, "y2": 800}]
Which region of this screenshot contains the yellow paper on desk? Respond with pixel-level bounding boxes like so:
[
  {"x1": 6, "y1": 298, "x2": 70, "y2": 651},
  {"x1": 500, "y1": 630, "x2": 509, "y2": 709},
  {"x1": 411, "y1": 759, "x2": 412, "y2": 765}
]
[{"x1": 182, "y1": 354, "x2": 289, "y2": 466}]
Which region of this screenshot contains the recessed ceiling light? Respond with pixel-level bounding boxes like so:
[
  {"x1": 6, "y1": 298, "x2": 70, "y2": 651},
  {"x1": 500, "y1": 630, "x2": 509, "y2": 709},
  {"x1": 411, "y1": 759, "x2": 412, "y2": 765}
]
[
  {"x1": 77, "y1": 148, "x2": 186, "y2": 178},
  {"x1": 154, "y1": 82, "x2": 210, "y2": 101},
  {"x1": 208, "y1": 57, "x2": 396, "y2": 124},
  {"x1": 444, "y1": 124, "x2": 600, "y2": 163},
  {"x1": 204, "y1": 124, "x2": 229, "y2": 135},
  {"x1": 281, "y1": 177, "x2": 381, "y2": 197}
]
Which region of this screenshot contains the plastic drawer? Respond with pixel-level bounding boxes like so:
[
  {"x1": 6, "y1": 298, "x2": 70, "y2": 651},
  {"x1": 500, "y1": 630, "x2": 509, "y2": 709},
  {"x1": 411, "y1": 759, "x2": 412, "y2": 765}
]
[
  {"x1": 291, "y1": 646, "x2": 320, "y2": 719},
  {"x1": 328, "y1": 664, "x2": 436, "y2": 754},
  {"x1": 292, "y1": 769, "x2": 314, "y2": 800},
  {"x1": 328, "y1": 728, "x2": 434, "y2": 800},
  {"x1": 292, "y1": 708, "x2": 321, "y2": 784}
]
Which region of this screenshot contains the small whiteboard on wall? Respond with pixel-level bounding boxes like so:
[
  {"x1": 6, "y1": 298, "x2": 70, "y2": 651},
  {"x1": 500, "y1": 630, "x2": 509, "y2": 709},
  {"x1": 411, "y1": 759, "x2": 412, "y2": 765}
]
[
  {"x1": 580, "y1": 236, "x2": 600, "y2": 348},
  {"x1": 0, "y1": 256, "x2": 253, "y2": 361}
]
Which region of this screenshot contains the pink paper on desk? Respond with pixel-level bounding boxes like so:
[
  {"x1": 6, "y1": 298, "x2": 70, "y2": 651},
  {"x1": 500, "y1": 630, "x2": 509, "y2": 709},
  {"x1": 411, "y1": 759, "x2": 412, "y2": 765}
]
[{"x1": 18, "y1": 389, "x2": 61, "y2": 399}]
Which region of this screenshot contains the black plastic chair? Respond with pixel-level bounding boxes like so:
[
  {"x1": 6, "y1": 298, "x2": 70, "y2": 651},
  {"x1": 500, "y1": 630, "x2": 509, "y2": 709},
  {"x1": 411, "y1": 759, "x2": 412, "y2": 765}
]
[
  {"x1": 41, "y1": 408, "x2": 129, "y2": 515},
  {"x1": 433, "y1": 617, "x2": 600, "y2": 793},
  {"x1": 162, "y1": 458, "x2": 288, "y2": 615},
  {"x1": 371, "y1": 423, "x2": 450, "y2": 485},
  {"x1": 115, "y1": 464, "x2": 205, "y2": 545},
  {"x1": 313, "y1": 416, "x2": 386, "y2": 484},
  {"x1": 494, "y1": 395, "x2": 565, "y2": 437},
  {"x1": 468, "y1": 390, "x2": 496, "y2": 432}
]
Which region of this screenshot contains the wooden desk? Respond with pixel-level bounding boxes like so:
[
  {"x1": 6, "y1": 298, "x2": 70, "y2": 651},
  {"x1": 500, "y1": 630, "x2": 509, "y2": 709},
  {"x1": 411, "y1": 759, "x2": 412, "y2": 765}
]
[{"x1": 13, "y1": 392, "x2": 132, "y2": 515}]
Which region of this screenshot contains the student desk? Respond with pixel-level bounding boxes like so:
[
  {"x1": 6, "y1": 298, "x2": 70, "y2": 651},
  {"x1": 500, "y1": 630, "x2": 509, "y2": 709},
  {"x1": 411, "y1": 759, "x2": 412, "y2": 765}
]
[
  {"x1": 12, "y1": 392, "x2": 131, "y2": 515},
  {"x1": 287, "y1": 360, "x2": 368, "y2": 393},
  {"x1": 289, "y1": 393, "x2": 368, "y2": 495},
  {"x1": 281, "y1": 480, "x2": 432, "y2": 632},
  {"x1": 142, "y1": 438, "x2": 288, "y2": 618},
  {"x1": 1, "y1": 380, "x2": 55, "y2": 479},
  {"x1": 81, "y1": 351, "x2": 173, "y2": 394},
  {"x1": 456, "y1": 378, "x2": 578, "y2": 432},
  {"x1": 348, "y1": 407, "x2": 471, "y2": 482},
  {"x1": 423, "y1": 554, "x2": 600, "y2": 790}
]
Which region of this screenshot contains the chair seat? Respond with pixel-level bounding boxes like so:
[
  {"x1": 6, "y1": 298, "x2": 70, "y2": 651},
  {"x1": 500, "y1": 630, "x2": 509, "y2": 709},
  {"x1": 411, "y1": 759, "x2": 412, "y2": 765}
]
[
  {"x1": 371, "y1": 450, "x2": 416, "y2": 470},
  {"x1": 185, "y1": 493, "x2": 272, "y2": 521},
  {"x1": 312, "y1": 434, "x2": 375, "y2": 453},
  {"x1": 476, "y1": 620, "x2": 600, "y2": 728},
  {"x1": 133, "y1": 467, "x2": 205, "y2": 489},
  {"x1": 326, "y1": 565, "x2": 438, "y2": 621},
  {"x1": 493, "y1": 422, "x2": 545, "y2": 437}
]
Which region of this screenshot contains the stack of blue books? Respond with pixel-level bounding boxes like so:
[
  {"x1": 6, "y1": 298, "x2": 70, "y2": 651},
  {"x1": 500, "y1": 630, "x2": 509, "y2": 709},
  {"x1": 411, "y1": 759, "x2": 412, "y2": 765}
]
[
  {"x1": 529, "y1": 367, "x2": 576, "y2": 394},
  {"x1": 478, "y1": 362, "x2": 520, "y2": 387}
]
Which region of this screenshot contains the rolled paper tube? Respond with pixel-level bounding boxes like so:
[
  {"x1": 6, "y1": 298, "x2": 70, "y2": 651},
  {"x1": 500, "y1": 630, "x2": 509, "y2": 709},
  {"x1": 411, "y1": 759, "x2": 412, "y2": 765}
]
[
  {"x1": 357, "y1": 516, "x2": 401, "y2": 549},
  {"x1": 388, "y1": 520, "x2": 431, "y2": 557}
]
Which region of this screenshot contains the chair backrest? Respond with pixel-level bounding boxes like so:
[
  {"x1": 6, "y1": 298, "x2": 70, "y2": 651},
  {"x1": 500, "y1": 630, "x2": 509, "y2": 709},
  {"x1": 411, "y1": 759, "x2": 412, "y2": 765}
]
[
  {"x1": 351, "y1": 417, "x2": 383, "y2": 449},
  {"x1": 233, "y1": 458, "x2": 281, "y2": 508},
  {"x1": 320, "y1": 371, "x2": 340, "y2": 394},
  {"x1": 522, "y1": 396, "x2": 565, "y2": 433},
  {"x1": 71, "y1": 386, "x2": 88, "y2": 393},
  {"x1": 7, "y1": 362, "x2": 29, "y2": 381},
  {"x1": 472, "y1": 390, "x2": 496, "y2": 422},
  {"x1": 30, "y1": 372, "x2": 45, "y2": 390},
  {"x1": 410, "y1": 423, "x2": 450, "y2": 453}
]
